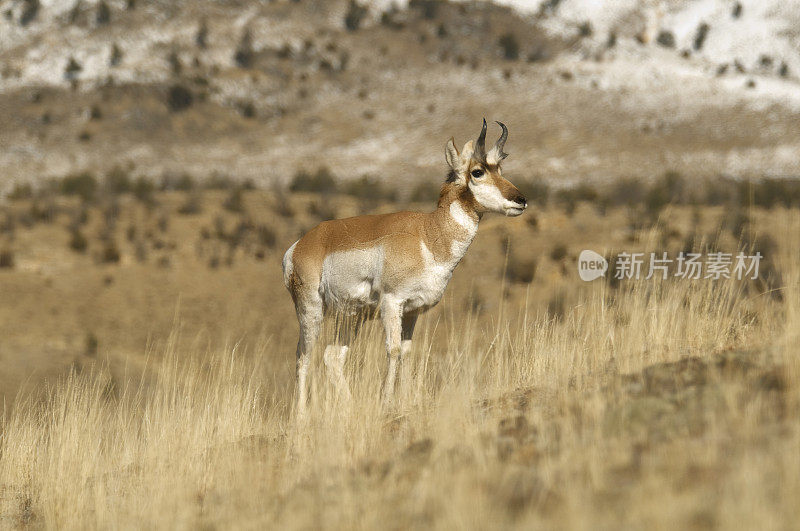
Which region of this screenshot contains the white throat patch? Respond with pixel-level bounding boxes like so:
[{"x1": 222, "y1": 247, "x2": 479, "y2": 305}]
[
  {"x1": 448, "y1": 201, "x2": 478, "y2": 262},
  {"x1": 449, "y1": 201, "x2": 478, "y2": 234}
]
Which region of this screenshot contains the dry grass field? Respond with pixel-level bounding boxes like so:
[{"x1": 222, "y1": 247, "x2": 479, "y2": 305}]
[
  {"x1": 0, "y1": 175, "x2": 798, "y2": 529},
  {"x1": 2, "y1": 0, "x2": 799, "y2": 528}
]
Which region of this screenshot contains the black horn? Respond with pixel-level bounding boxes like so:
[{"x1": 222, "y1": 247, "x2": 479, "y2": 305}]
[
  {"x1": 474, "y1": 118, "x2": 488, "y2": 161},
  {"x1": 493, "y1": 121, "x2": 508, "y2": 160}
]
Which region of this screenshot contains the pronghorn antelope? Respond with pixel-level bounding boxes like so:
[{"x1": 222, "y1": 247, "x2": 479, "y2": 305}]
[{"x1": 282, "y1": 120, "x2": 527, "y2": 416}]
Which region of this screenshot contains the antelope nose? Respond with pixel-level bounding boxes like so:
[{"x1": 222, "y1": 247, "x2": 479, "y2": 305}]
[{"x1": 513, "y1": 195, "x2": 527, "y2": 208}]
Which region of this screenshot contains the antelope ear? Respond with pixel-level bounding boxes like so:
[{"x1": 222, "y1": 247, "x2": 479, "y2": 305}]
[
  {"x1": 445, "y1": 138, "x2": 459, "y2": 170},
  {"x1": 461, "y1": 140, "x2": 475, "y2": 162}
]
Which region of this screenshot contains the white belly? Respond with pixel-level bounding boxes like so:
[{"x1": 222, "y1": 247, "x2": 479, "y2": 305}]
[
  {"x1": 320, "y1": 246, "x2": 384, "y2": 311},
  {"x1": 318, "y1": 234, "x2": 472, "y2": 315}
]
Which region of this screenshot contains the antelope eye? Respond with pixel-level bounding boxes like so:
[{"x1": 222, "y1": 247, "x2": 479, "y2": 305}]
[{"x1": 470, "y1": 168, "x2": 484, "y2": 178}]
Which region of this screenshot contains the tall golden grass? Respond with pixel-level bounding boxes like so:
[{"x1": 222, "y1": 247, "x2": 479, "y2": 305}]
[{"x1": 1, "y1": 214, "x2": 798, "y2": 529}]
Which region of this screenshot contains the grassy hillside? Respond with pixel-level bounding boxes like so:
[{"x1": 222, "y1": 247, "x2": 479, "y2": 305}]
[{"x1": 0, "y1": 173, "x2": 798, "y2": 528}]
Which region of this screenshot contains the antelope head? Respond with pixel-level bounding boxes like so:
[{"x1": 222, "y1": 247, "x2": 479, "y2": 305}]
[{"x1": 445, "y1": 119, "x2": 527, "y2": 216}]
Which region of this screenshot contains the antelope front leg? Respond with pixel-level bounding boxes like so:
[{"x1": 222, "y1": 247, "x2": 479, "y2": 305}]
[{"x1": 380, "y1": 298, "x2": 403, "y2": 407}]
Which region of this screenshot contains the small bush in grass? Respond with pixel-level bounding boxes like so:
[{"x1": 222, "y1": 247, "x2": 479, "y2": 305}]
[
  {"x1": 223, "y1": 187, "x2": 245, "y2": 213},
  {"x1": 289, "y1": 168, "x2": 337, "y2": 194},
  {"x1": 205, "y1": 173, "x2": 236, "y2": 190},
  {"x1": 61, "y1": 172, "x2": 97, "y2": 202},
  {"x1": 132, "y1": 177, "x2": 155, "y2": 205},
  {"x1": 109, "y1": 43, "x2": 123, "y2": 67},
  {"x1": 275, "y1": 198, "x2": 295, "y2": 218},
  {"x1": 744, "y1": 178, "x2": 800, "y2": 209},
  {"x1": 0, "y1": 249, "x2": 14, "y2": 269},
  {"x1": 547, "y1": 290, "x2": 566, "y2": 320},
  {"x1": 410, "y1": 180, "x2": 440, "y2": 203},
  {"x1": 409, "y1": 0, "x2": 439, "y2": 19},
  {"x1": 506, "y1": 256, "x2": 537, "y2": 284},
  {"x1": 308, "y1": 201, "x2": 337, "y2": 221},
  {"x1": 173, "y1": 173, "x2": 196, "y2": 191},
  {"x1": 105, "y1": 166, "x2": 131, "y2": 194},
  {"x1": 178, "y1": 190, "x2": 203, "y2": 215},
  {"x1": 257, "y1": 225, "x2": 276, "y2": 248},
  {"x1": 550, "y1": 244, "x2": 568, "y2": 261},
  {"x1": 726, "y1": 209, "x2": 751, "y2": 240},
  {"x1": 135, "y1": 241, "x2": 147, "y2": 262},
  {"x1": 96, "y1": 0, "x2": 110, "y2": 24},
  {"x1": 85, "y1": 332, "x2": 98, "y2": 357},
  {"x1": 380, "y1": 6, "x2": 404, "y2": 29},
  {"x1": 167, "y1": 84, "x2": 193, "y2": 112},
  {"x1": 234, "y1": 29, "x2": 254, "y2": 68},
  {"x1": 556, "y1": 182, "x2": 598, "y2": 210},
  {"x1": 344, "y1": 0, "x2": 367, "y2": 31},
  {"x1": 607, "y1": 177, "x2": 646, "y2": 207},
  {"x1": 69, "y1": 229, "x2": 88, "y2": 253},
  {"x1": 656, "y1": 30, "x2": 675, "y2": 48},
  {"x1": 161, "y1": 173, "x2": 196, "y2": 192},
  {"x1": 100, "y1": 241, "x2": 121, "y2": 263},
  {"x1": 693, "y1": 22, "x2": 709, "y2": 51},
  {"x1": 701, "y1": 176, "x2": 736, "y2": 205},
  {"x1": 0, "y1": 213, "x2": 16, "y2": 236},
  {"x1": 157, "y1": 213, "x2": 169, "y2": 233},
  {"x1": 644, "y1": 171, "x2": 685, "y2": 219},
  {"x1": 65, "y1": 57, "x2": 82, "y2": 79},
  {"x1": 8, "y1": 183, "x2": 33, "y2": 201},
  {"x1": 20, "y1": 0, "x2": 40, "y2": 26},
  {"x1": 196, "y1": 19, "x2": 208, "y2": 49},
  {"x1": 498, "y1": 33, "x2": 520, "y2": 60},
  {"x1": 518, "y1": 178, "x2": 550, "y2": 207},
  {"x1": 342, "y1": 175, "x2": 397, "y2": 202}
]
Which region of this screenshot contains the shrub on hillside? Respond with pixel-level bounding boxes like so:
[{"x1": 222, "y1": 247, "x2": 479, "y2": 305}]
[
  {"x1": 409, "y1": 0, "x2": 440, "y2": 19},
  {"x1": 0, "y1": 249, "x2": 14, "y2": 269},
  {"x1": 234, "y1": 29, "x2": 254, "y2": 68},
  {"x1": 550, "y1": 244, "x2": 568, "y2": 261},
  {"x1": 344, "y1": 1, "x2": 367, "y2": 31},
  {"x1": 100, "y1": 240, "x2": 121, "y2": 263},
  {"x1": 342, "y1": 175, "x2": 397, "y2": 202},
  {"x1": 20, "y1": 0, "x2": 40, "y2": 26},
  {"x1": 8, "y1": 183, "x2": 33, "y2": 201},
  {"x1": 223, "y1": 187, "x2": 246, "y2": 213},
  {"x1": 132, "y1": 177, "x2": 155, "y2": 204},
  {"x1": 105, "y1": 167, "x2": 132, "y2": 194},
  {"x1": 96, "y1": 1, "x2": 111, "y2": 25},
  {"x1": 517, "y1": 178, "x2": 550, "y2": 207},
  {"x1": 167, "y1": 85, "x2": 193, "y2": 112},
  {"x1": 61, "y1": 173, "x2": 97, "y2": 202},
  {"x1": 178, "y1": 190, "x2": 203, "y2": 215},
  {"x1": 506, "y1": 256, "x2": 537, "y2": 284},
  {"x1": 607, "y1": 177, "x2": 646, "y2": 207},
  {"x1": 290, "y1": 168, "x2": 337, "y2": 194},
  {"x1": 69, "y1": 229, "x2": 88, "y2": 253},
  {"x1": 498, "y1": 34, "x2": 520, "y2": 60},
  {"x1": 410, "y1": 180, "x2": 441, "y2": 203}
]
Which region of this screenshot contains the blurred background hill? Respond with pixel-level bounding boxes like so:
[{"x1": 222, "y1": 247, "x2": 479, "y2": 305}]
[{"x1": 1, "y1": 0, "x2": 799, "y2": 197}]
